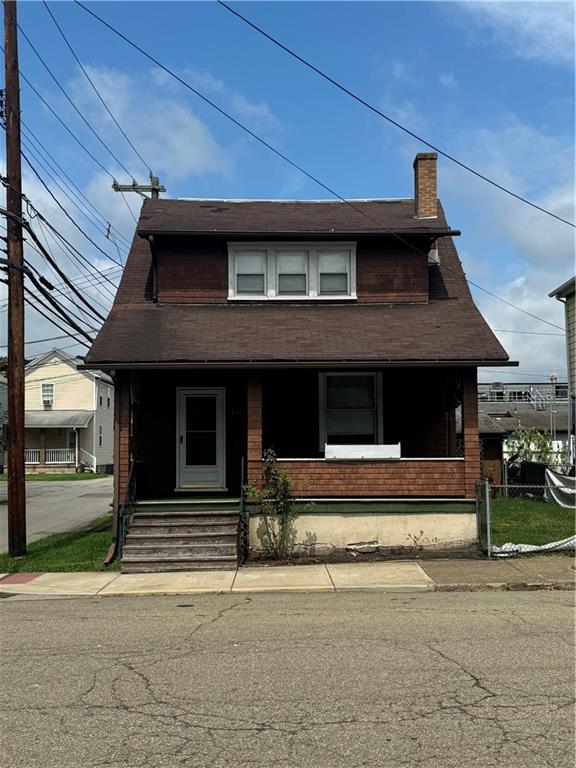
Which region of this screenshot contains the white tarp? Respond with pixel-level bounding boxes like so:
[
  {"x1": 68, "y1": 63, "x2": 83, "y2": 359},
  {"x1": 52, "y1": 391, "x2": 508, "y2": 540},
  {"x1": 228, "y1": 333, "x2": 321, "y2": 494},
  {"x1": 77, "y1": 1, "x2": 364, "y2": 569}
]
[
  {"x1": 492, "y1": 468, "x2": 575, "y2": 556},
  {"x1": 544, "y1": 468, "x2": 576, "y2": 509},
  {"x1": 492, "y1": 535, "x2": 576, "y2": 557}
]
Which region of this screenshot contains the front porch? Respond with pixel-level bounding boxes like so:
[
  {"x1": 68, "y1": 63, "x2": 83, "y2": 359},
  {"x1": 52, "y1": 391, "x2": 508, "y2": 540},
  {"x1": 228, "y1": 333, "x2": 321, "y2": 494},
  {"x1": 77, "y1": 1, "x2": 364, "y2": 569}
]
[
  {"x1": 24, "y1": 410, "x2": 97, "y2": 473},
  {"x1": 113, "y1": 367, "x2": 480, "y2": 559}
]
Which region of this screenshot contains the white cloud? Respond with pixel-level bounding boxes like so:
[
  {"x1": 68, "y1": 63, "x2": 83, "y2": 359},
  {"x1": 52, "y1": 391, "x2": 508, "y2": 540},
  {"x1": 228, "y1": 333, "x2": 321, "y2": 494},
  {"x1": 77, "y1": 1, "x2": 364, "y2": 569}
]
[
  {"x1": 231, "y1": 94, "x2": 284, "y2": 135},
  {"x1": 71, "y1": 66, "x2": 232, "y2": 182},
  {"x1": 458, "y1": 1, "x2": 575, "y2": 66},
  {"x1": 439, "y1": 71, "x2": 457, "y2": 89}
]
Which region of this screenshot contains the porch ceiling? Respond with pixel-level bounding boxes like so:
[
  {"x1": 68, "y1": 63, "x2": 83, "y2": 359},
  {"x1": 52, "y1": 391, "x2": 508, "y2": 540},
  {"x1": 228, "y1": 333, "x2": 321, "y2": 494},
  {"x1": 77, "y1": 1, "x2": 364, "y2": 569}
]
[{"x1": 24, "y1": 410, "x2": 93, "y2": 429}]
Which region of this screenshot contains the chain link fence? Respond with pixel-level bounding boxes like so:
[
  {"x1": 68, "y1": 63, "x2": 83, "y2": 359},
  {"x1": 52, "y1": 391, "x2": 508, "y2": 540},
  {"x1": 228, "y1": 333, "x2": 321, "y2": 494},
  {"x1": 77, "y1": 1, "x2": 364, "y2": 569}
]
[{"x1": 477, "y1": 479, "x2": 575, "y2": 558}]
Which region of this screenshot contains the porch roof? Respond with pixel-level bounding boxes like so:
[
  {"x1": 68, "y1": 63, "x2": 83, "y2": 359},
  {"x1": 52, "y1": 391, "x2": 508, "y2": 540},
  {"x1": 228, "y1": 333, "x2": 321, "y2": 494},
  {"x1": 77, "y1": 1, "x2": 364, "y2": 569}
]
[{"x1": 24, "y1": 410, "x2": 93, "y2": 429}]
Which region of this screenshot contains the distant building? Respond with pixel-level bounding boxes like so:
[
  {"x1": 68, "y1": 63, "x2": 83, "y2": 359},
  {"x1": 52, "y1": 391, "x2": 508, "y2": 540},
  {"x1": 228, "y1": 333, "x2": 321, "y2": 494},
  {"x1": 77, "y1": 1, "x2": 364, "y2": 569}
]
[{"x1": 550, "y1": 276, "x2": 575, "y2": 467}]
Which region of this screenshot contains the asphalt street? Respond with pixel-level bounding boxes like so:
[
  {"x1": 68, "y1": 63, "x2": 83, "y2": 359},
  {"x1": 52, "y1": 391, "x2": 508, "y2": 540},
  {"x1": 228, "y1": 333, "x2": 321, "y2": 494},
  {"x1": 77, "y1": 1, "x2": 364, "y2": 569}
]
[
  {"x1": 0, "y1": 476, "x2": 113, "y2": 551},
  {"x1": 0, "y1": 590, "x2": 573, "y2": 767}
]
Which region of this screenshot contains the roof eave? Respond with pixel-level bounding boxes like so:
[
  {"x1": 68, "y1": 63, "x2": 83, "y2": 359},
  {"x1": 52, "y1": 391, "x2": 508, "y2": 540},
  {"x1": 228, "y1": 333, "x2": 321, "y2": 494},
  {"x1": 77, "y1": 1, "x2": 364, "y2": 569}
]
[
  {"x1": 136, "y1": 228, "x2": 461, "y2": 239},
  {"x1": 80, "y1": 358, "x2": 516, "y2": 371}
]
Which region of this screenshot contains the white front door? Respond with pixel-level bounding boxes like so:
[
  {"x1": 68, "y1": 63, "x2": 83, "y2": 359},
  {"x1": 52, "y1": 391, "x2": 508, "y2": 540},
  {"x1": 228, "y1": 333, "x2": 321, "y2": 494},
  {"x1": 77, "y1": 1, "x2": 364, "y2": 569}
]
[{"x1": 176, "y1": 388, "x2": 226, "y2": 490}]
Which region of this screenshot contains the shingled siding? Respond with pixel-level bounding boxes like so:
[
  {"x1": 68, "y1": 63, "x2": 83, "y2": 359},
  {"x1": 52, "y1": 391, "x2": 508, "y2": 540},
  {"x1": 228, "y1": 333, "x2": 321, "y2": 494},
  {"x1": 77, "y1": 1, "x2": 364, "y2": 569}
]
[
  {"x1": 155, "y1": 237, "x2": 428, "y2": 304},
  {"x1": 248, "y1": 458, "x2": 465, "y2": 497}
]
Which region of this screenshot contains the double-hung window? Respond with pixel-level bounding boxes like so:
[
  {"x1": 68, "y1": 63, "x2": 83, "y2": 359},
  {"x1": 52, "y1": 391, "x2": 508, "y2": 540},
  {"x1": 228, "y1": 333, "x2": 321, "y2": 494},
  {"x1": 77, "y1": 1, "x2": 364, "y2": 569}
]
[
  {"x1": 42, "y1": 383, "x2": 54, "y2": 409},
  {"x1": 319, "y1": 373, "x2": 382, "y2": 448},
  {"x1": 228, "y1": 243, "x2": 356, "y2": 299}
]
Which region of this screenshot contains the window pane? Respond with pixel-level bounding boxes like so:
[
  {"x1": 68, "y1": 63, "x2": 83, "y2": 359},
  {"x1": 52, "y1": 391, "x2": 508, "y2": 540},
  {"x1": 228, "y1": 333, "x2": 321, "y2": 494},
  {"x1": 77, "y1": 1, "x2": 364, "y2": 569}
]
[
  {"x1": 186, "y1": 397, "x2": 216, "y2": 432},
  {"x1": 320, "y1": 273, "x2": 348, "y2": 294},
  {"x1": 186, "y1": 432, "x2": 217, "y2": 465},
  {"x1": 237, "y1": 252, "x2": 265, "y2": 274},
  {"x1": 278, "y1": 274, "x2": 307, "y2": 294},
  {"x1": 278, "y1": 252, "x2": 307, "y2": 273},
  {"x1": 237, "y1": 274, "x2": 265, "y2": 294},
  {"x1": 319, "y1": 252, "x2": 348, "y2": 273},
  {"x1": 327, "y1": 376, "x2": 374, "y2": 408}
]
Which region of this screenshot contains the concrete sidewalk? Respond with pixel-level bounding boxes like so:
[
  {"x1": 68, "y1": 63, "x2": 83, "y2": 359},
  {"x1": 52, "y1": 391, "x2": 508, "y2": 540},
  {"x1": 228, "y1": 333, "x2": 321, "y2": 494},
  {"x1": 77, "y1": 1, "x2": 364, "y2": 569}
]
[{"x1": 0, "y1": 555, "x2": 573, "y2": 598}]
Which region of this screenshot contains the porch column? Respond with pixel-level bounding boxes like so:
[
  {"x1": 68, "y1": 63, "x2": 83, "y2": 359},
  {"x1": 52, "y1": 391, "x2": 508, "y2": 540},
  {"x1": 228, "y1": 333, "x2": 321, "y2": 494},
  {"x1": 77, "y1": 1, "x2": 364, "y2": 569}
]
[
  {"x1": 247, "y1": 376, "x2": 263, "y2": 487},
  {"x1": 113, "y1": 372, "x2": 131, "y2": 518},
  {"x1": 39, "y1": 428, "x2": 46, "y2": 468},
  {"x1": 462, "y1": 368, "x2": 480, "y2": 498}
]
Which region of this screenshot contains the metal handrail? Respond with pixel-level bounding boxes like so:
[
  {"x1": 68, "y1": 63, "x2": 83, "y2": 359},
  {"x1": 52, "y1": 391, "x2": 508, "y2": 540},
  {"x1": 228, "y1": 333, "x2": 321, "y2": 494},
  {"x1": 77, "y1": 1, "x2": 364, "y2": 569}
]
[
  {"x1": 116, "y1": 459, "x2": 137, "y2": 560},
  {"x1": 237, "y1": 456, "x2": 249, "y2": 565}
]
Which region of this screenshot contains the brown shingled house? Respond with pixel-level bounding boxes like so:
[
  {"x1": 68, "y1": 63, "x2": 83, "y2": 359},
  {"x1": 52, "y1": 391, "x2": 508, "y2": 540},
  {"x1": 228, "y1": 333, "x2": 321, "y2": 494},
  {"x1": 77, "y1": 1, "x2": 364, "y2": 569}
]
[{"x1": 84, "y1": 153, "x2": 513, "y2": 571}]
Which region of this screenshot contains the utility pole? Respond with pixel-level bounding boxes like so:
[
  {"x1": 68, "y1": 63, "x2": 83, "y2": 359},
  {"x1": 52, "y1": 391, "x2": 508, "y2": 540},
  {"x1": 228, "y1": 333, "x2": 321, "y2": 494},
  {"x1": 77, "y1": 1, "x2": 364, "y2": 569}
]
[
  {"x1": 4, "y1": 0, "x2": 26, "y2": 556},
  {"x1": 112, "y1": 175, "x2": 165, "y2": 199}
]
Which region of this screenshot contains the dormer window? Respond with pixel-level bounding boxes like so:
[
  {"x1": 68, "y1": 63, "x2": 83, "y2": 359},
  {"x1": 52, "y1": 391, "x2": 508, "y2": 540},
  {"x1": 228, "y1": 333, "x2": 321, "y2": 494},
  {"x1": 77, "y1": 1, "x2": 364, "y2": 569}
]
[{"x1": 228, "y1": 242, "x2": 356, "y2": 300}]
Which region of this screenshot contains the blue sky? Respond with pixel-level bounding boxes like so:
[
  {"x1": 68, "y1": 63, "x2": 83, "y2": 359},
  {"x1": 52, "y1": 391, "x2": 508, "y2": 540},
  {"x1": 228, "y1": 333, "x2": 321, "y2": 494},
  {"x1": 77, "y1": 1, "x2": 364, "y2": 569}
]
[{"x1": 1, "y1": 1, "x2": 574, "y2": 381}]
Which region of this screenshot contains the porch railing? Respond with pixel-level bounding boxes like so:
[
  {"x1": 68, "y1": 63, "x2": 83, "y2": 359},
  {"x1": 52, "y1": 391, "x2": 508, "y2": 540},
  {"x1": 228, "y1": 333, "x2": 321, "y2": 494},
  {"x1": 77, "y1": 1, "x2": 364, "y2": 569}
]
[
  {"x1": 24, "y1": 449, "x2": 40, "y2": 465},
  {"x1": 46, "y1": 448, "x2": 75, "y2": 464},
  {"x1": 117, "y1": 459, "x2": 137, "y2": 560},
  {"x1": 80, "y1": 449, "x2": 97, "y2": 472}
]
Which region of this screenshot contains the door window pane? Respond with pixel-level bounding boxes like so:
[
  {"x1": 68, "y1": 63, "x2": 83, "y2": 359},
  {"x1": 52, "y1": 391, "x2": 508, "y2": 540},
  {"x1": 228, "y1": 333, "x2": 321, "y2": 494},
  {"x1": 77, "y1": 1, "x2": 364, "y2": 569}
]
[
  {"x1": 186, "y1": 432, "x2": 217, "y2": 465},
  {"x1": 186, "y1": 397, "x2": 216, "y2": 432}
]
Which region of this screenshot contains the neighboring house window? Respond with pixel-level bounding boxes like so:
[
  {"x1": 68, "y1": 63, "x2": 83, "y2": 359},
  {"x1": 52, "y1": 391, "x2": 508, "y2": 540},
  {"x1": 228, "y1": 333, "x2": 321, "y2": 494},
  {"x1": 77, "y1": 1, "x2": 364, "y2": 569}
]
[
  {"x1": 99, "y1": 395, "x2": 103, "y2": 406},
  {"x1": 228, "y1": 243, "x2": 356, "y2": 300},
  {"x1": 107, "y1": 397, "x2": 110, "y2": 408},
  {"x1": 42, "y1": 383, "x2": 54, "y2": 409},
  {"x1": 319, "y1": 373, "x2": 382, "y2": 448},
  {"x1": 99, "y1": 425, "x2": 103, "y2": 447}
]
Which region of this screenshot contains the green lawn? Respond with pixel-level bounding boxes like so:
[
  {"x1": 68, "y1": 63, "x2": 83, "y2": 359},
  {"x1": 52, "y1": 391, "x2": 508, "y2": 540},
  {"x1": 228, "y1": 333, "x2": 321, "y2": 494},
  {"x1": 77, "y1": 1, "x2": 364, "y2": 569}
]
[
  {"x1": 491, "y1": 496, "x2": 575, "y2": 547},
  {"x1": 0, "y1": 473, "x2": 111, "y2": 482},
  {"x1": 0, "y1": 514, "x2": 118, "y2": 573}
]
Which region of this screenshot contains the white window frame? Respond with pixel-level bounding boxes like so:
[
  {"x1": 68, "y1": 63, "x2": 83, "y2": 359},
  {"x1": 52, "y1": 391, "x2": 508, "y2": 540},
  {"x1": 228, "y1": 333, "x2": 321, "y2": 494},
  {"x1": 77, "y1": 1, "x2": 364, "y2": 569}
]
[
  {"x1": 228, "y1": 242, "x2": 357, "y2": 300},
  {"x1": 319, "y1": 372, "x2": 383, "y2": 451},
  {"x1": 42, "y1": 383, "x2": 54, "y2": 407}
]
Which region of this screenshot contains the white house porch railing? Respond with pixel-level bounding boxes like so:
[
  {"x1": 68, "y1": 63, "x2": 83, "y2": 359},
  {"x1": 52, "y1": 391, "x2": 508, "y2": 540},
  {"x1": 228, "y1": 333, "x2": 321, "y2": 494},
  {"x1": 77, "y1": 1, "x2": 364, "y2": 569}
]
[
  {"x1": 46, "y1": 449, "x2": 75, "y2": 464},
  {"x1": 24, "y1": 449, "x2": 40, "y2": 465},
  {"x1": 80, "y1": 449, "x2": 97, "y2": 472}
]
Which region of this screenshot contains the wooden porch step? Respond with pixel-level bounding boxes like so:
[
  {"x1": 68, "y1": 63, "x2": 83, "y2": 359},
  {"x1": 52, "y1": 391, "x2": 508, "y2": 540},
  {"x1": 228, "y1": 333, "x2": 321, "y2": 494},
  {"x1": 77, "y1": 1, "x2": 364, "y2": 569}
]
[
  {"x1": 125, "y1": 532, "x2": 237, "y2": 546},
  {"x1": 121, "y1": 506, "x2": 241, "y2": 573},
  {"x1": 128, "y1": 523, "x2": 237, "y2": 536},
  {"x1": 121, "y1": 556, "x2": 237, "y2": 573},
  {"x1": 131, "y1": 513, "x2": 238, "y2": 525},
  {"x1": 133, "y1": 502, "x2": 240, "y2": 515},
  {"x1": 122, "y1": 543, "x2": 237, "y2": 558}
]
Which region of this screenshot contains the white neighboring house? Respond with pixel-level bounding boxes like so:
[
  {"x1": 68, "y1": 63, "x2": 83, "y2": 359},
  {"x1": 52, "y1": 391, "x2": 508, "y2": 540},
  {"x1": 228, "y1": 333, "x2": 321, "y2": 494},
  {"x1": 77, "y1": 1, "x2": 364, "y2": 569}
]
[{"x1": 23, "y1": 349, "x2": 114, "y2": 473}]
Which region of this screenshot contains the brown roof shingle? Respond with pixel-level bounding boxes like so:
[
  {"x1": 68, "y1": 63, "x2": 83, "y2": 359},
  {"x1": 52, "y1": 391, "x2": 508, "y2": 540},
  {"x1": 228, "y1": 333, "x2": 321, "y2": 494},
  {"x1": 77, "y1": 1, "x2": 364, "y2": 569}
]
[{"x1": 84, "y1": 198, "x2": 510, "y2": 368}]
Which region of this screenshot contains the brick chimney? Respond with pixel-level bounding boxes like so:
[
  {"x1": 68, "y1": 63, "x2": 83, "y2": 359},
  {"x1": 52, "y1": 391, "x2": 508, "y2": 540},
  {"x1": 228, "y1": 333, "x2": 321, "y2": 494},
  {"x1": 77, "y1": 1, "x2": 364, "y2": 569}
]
[{"x1": 413, "y1": 152, "x2": 438, "y2": 218}]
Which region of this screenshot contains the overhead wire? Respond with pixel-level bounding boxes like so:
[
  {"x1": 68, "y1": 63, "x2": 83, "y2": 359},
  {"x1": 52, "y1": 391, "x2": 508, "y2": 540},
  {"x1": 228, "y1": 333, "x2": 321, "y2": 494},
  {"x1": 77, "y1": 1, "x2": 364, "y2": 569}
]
[
  {"x1": 218, "y1": 1, "x2": 575, "y2": 229},
  {"x1": 21, "y1": 121, "x2": 132, "y2": 249},
  {"x1": 73, "y1": 1, "x2": 567, "y2": 336},
  {"x1": 43, "y1": 0, "x2": 154, "y2": 177},
  {"x1": 18, "y1": 24, "x2": 136, "y2": 179}
]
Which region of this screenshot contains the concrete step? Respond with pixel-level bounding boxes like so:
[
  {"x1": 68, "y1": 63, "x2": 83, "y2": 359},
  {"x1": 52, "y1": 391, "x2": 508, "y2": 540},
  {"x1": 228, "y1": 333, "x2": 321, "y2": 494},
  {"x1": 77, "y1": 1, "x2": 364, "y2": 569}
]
[
  {"x1": 121, "y1": 557, "x2": 237, "y2": 573},
  {"x1": 125, "y1": 532, "x2": 237, "y2": 546},
  {"x1": 122, "y1": 543, "x2": 237, "y2": 558}
]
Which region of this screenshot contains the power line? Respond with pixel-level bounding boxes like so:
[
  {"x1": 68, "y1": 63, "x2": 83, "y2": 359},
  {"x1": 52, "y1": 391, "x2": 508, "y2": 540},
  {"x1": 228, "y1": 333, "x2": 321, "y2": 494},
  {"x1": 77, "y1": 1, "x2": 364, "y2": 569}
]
[
  {"x1": 21, "y1": 121, "x2": 132, "y2": 249},
  {"x1": 43, "y1": 0, "x2": 153, "y2": 177},
  {"x1": 0, "y1": 333, "x2": 83, "y2": 350},
  {"x1": 218, "y1": 1, "x2": 575, "y2": 229},
  {"x1": 0, "y1": 203, "x2": 107, "y2": 323},
  {"x1": 493, "y1": 329, "x2": 564, "y2": 337},
  {"x1": 18, "y1": 24, "x2": 135, "y2": 179},
  {"x1": 73, "y1": 1, "x2": 565, "y2": 336},
  {"x1": 466, "y1": 280, "x2": 565, "y2": 331}
]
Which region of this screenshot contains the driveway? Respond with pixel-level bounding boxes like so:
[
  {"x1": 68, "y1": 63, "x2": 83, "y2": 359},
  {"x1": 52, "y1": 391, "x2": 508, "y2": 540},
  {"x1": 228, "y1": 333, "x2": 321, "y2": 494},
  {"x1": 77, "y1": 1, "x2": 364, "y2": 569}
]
[{"x1": 0, "y1": 476, "x2": 113, "y2": 552}]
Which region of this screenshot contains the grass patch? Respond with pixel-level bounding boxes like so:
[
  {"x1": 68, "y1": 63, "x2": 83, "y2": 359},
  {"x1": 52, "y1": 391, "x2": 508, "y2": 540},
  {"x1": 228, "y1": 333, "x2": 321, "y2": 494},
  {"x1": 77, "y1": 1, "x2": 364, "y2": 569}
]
[
  {"x1": 0, "y1": 514, "x2": 119, "y2": 573},
  {"x1": 491, "y1": 495, "x2": 575, "y2": 547},
  {"x1": 0, "y1": 473, "x2": 111, "y2": 482}
]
